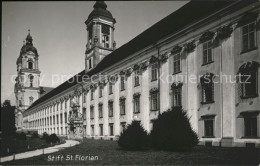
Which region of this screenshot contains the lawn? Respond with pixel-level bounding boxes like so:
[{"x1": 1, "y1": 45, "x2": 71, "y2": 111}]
[
  {"x1": 2, "y1": 139, "x2": 260, "y2": 165},
  {"x1": 0, "y1": 136, "x2": 65, "y2": 157}
]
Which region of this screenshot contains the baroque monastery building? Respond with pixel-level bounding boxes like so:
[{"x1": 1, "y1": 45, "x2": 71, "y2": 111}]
[{"x1": 15, "y1": 1, "x2": 260, "y2": 147}]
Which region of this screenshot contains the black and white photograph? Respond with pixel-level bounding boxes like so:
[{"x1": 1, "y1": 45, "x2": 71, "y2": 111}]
[{"x1": 1, "y1": 0, "x2": 260, "y2": 165}]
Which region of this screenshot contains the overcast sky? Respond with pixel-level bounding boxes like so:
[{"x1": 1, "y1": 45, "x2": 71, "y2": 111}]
[{"x1": 1, "y1": 1, "x2": 188, "y2": 104}]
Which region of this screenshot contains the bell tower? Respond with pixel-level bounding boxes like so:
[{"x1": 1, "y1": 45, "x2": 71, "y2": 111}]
[
  {"x1": 85, "y1": 1, "x2": 116, "y2": 73},
  {"x1": 14, "y1": 30, "x2": 41, "y2": 129}
]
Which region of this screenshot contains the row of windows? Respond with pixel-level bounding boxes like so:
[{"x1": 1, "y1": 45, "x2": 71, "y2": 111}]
[
  {"x1": 91, "y1": 122, "x2": 127, "y2": 137},
  {"x1": 203, "y1": 115, "x2": 258, "y2": 138},
  {"x1": 172, "y1": 21, "x2": 257, "y2": 73},
  {"x1": 28, "y1": 66, "x2": 258, "y2": 121},
  {"x1": 28, "y1": 113, "x2": 68, "y2": 127}
]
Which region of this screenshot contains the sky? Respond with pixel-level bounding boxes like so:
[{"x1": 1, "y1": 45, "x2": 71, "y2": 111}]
[{"x1": 1, "y1": 1, "x2": 188, "y2": 104}]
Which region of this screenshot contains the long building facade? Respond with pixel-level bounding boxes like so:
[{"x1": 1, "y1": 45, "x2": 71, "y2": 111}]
[{"x1": 19, "y1": 1, "x2": 260, "y2": 147}]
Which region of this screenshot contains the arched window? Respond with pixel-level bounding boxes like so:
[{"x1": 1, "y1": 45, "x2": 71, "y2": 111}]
[
  {"x1": 29, "y1": 74, "x2": 34, "y2": 87},
  {"x1": 238, "y1": 61, "x2": 259, "y2": 99},
  {"x1": 29, "y1": 96, "x2": 34, "y2": 105},
  {"x1": 28, "y1": 60, "x2": 33, "y2": 69}
]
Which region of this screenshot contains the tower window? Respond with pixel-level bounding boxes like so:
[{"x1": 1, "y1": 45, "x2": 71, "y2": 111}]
[
  {"x1": 29, "y1": 74, "x2": 34, "y2": 87},
  {"x1": 28, "y1": 60, "x2": 33, "y2": 69},
  {"x1": 101, "y1": 24, "x2": 110, "y2": 35},
  {"x1": 102, "y1": 35, "x2": 110, "y2": 48},
  {"x1": 29, "y1": 96, "x2": 34, "y2": 105}
]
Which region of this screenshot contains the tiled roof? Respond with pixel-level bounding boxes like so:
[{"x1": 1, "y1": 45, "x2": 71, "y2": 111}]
[
  {"x1": 39, "y1": 86, "x2": 55, "y2": 98},
  {"x1": 26, "y1": 1, "x2": 234, "y2": 111}
]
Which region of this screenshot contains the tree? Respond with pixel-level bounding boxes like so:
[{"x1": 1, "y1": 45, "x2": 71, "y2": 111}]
[
  {"x1": 150, "y1": 107, "x2": 199, "y2": 151},
  {"x1": 118, "y1": 121, "x2": 148, "y2": 150},
  {"x1": 1, "y1": 100, "x2": 16, "y2": 136}
]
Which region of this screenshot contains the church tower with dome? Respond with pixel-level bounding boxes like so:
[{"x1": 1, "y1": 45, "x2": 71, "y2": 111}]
[
  {"x1": 85, "y1": 1, "x2": 116, "y2": 73},
  {"x1": 14, "y1": 30, "x2": 41, "y2": 129}
]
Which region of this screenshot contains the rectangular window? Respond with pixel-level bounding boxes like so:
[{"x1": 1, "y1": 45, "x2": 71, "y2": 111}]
[
  {"x1": 60, "y1": 114, "x2": 63, "y2": 124},
  {"x1": 108, "y1": 102, "x2": 113, "y2": 117},
  {"x1": 244, "y1": 116, "x2": 257, "y2": 137},
  {"x1": 99, "y1": 124, "x2": 103, "y2": 136},
  {"x1": 134, "y1": 70, "x2": 140, "y2": 86},
  {"x1": 133, "y1": 96, "x2": 140, "y2": 113},
  {"x1": 91, "y1": 125, "x2": 94, "y2": 136},
  {"x1": 202, "y1": 41, "x2": 213, "y2": 64},
  {"x1": 204, "y1": 119, "x2": 214, "y2": 137},
  {"x1": 64, "y1": 113, "x2": 67, "y2": 123},
  {"x1": 202, "y1": 83, "x2": 214, "y2": 104},
  {"x1": 83, "y1": 93, "x2": 86, "y2": 103},
  {"x1": 83, "y1": 108, "x2": 86, "y2": 120},
  {"x1": 109, "y1": 82, "x2": 113, "y2": 94},
  {"x1": 98, "y1": 104, "x2": 103, "y2": 118},
  {"x1": 89, "y1": 58, "x2": 92, "y2": 69},
  {"x1": 120, "y1": 76, "x2": 125, "y2": 91},
  {"x1": 56, "y1": 115, "x2": 59, "y2": 124},
  {"x1": 109, "y1": 123, "x2": 114, "y2": 136},
  {"x1": 53, "y1": 116, "x2": 55, "y2": 124},
  {"x1": 99, "y1": 86, "x2": 103, "y2": 98},
  {"x1": 120, "y1": 99, "x2": 126, "y2": 115},
  {"x1": 150, "y1": 93, "x2": 159, "y2": 111},
  {"x1": 172, "y1": 88, "x2": 182, "y2": 107},
  {"x1": 151, "y1": 63, "x2": 158, "y2": 81},
  {"x1": 242, "y1": 22, "x2": 256, "y2": 51},
  {"x1": 90, "y1": 106, "x2": 94, "y2": 119},
  {"x1": 173, "y1": 53, "x2": 181, "y2": 73},
  {"x1": 91, "y1": 90, "x2": 94, "y2": 100},
  {"x1": 102, "y1": 35, "x2": 110, "y2": 48}
]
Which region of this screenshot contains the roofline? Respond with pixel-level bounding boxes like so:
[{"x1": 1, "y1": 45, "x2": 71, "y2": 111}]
[{"x1": 25, "y1": 0, "x2": 258, "y2": 113}]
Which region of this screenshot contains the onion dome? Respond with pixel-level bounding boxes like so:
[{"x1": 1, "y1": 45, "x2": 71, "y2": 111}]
[
  {"x1": 16, "y1": 29, "x2": 39, "y2": 64},
  {"x1": 85, "y1": 1, "x2": 116, "y2": 24}
]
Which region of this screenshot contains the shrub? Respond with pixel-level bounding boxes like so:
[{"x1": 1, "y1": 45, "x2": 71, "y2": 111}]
[
  {"x1": 118, "y1": 121, "x2": 148, "y2": 150},
  {"x1": 31, "y1": 132, "x2": 39, "y2": 138},
  {"x1": 46, "y1": 134, "x2": 60, "y2": 144},
  {"x1": 16, "y1": 132, "x2": 27, "y2": 140},
  {"x1": 150, "y1": 107, "x2": 199, "y2": 151},
  {"x1": 41, "y1": 132, "x2": 49, "y2": 140}
]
